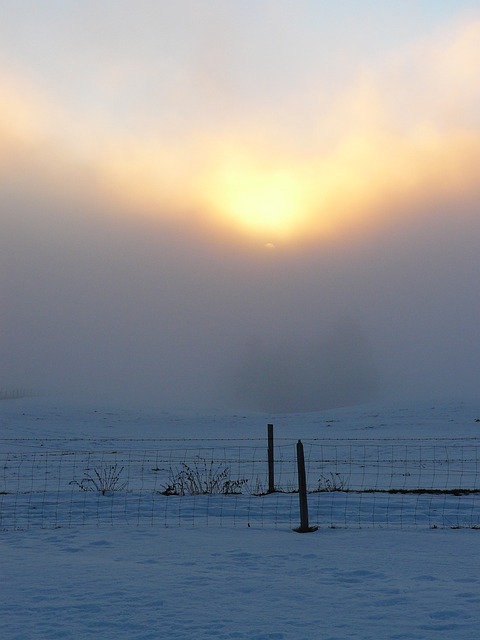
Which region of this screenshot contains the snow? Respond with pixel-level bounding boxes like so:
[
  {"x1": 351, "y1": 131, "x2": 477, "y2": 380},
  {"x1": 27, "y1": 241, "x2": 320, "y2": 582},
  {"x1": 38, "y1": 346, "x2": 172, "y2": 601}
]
[
  {"x1": 2, "y1": 526, "x2": 480, "y2": 639},
  {"x1": 1, "y1": 397, "x2": 480, "y2": 639}
]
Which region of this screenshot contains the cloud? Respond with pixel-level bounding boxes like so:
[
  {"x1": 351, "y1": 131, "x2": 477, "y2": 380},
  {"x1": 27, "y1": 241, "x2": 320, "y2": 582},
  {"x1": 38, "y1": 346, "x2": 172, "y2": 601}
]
[
  {"x1": 1, "y1": 17, "x2": 480, "y2": 246},
  {"x1": 92, "y1": 18, "x2": 480, "y2": 247}
]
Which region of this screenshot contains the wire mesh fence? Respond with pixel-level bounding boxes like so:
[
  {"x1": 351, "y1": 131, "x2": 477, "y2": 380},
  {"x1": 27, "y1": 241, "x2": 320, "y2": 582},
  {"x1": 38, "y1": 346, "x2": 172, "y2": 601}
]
[{"x1": 1, "y1": 436, "x2": 480, "y2": 531}]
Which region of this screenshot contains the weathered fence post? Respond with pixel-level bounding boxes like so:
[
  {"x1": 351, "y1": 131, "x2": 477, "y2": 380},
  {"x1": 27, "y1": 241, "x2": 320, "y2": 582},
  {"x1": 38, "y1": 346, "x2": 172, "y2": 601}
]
[
  {"x1": 267, "y1": 423, "x2": 275, "y2": 493},
  {"x1": 294, "y1": 439, "x2": 318, "y2": 533}
]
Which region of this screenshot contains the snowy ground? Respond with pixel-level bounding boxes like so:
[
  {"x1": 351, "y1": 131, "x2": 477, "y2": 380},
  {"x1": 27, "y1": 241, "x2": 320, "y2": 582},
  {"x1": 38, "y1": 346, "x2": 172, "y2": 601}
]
[{"x1": 1, "y1": 397, "x2": 480, "y2": 639}]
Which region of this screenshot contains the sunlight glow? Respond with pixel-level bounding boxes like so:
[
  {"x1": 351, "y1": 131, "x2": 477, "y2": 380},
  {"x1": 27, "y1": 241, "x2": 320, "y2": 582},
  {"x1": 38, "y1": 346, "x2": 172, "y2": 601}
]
[
  {"x1": 2, "y1": 17, "x2": 479, "y2": 248},
  {"x1": 202, "y1": 163, "x2": 312, "y2": 240}
]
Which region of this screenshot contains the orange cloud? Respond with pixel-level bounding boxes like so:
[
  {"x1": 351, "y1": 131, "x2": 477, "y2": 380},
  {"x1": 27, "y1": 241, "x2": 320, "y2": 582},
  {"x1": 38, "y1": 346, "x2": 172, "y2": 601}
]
[
  {"x1": 94, "y1": 18, "x2": 480, "y2": 245},
  {"x1": 1, "y1": 18, "x2": 479, "y2": 247}
]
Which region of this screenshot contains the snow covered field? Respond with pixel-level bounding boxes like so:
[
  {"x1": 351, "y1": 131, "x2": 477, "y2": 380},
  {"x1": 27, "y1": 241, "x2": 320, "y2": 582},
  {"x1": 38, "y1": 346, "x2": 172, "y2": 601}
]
[{"x1": 1, "y1": 397, "x2": 480, "y2": 639}]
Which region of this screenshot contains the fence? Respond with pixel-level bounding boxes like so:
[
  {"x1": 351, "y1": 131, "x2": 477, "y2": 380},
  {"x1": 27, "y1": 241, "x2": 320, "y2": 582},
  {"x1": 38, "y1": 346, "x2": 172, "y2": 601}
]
[
  {"x1": 1, "y1": 430, "x2": 480, "y2": 531},
  {"x1": 0, "y1": 389, "x2": 36, "y2": 401}
]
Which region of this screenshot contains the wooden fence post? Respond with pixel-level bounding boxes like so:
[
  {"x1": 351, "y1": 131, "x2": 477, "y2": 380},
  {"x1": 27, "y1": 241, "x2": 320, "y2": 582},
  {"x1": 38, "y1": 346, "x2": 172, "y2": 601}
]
[
  {"x1": 267, "y1": 424, "x2": 275, "y2": 493},
  {"x1": 294, "y1": 440, "x2": 318, "y2": 533}
]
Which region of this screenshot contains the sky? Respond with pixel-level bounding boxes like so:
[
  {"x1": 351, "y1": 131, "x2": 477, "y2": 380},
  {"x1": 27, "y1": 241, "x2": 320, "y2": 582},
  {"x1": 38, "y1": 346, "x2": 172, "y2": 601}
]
[{"x1": 1, "y1": 0, "x2": 479, "y2": 412}]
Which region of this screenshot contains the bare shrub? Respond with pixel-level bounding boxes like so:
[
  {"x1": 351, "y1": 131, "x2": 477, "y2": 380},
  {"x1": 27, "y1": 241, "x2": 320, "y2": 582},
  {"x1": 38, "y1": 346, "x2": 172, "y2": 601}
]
[
  {"x1": 70, "y1": 464, "x2": 128, "y2": 495},
  {"x1": 315, "y1": 472, "x2": 347, "y2": 492},
  {"x1": 162, "y1": 459, "x2": 248, "y2": 496}
]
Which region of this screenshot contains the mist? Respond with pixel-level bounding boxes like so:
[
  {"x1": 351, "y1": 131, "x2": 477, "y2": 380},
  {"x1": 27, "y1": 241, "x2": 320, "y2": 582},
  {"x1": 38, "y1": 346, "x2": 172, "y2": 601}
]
[
  {"x1": 1, "y1": 174, "x2": 479, "y2": 412},
  {"x1": 1, "y1": 2, "x2": 479, "y2": 412},
  {"x1": 232, "y1": 319, "x2": 379, "y2": 412}
]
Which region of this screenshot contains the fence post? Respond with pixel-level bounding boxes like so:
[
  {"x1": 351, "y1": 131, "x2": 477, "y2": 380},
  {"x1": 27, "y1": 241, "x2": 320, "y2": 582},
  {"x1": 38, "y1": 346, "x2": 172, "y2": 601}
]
[
  {"x1": 294, "y1": 440, "x2": 318, "y2": 533},
  {"x1": 267, "y1": 424, "x2": 275, "y2": 493}
]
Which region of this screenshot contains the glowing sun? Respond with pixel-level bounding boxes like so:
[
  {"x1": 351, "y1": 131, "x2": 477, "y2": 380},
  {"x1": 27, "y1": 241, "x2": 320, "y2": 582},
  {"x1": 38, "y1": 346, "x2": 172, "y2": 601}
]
[{"x1": 200, "y1": 162, "x2": 311, "y2": 241}]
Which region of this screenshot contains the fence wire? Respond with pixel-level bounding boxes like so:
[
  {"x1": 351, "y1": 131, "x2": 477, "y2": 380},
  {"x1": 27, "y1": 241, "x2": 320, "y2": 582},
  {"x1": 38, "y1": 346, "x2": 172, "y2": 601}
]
[{"x1": 1, "y1": 438, "x2": 480, "y2": 531}]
